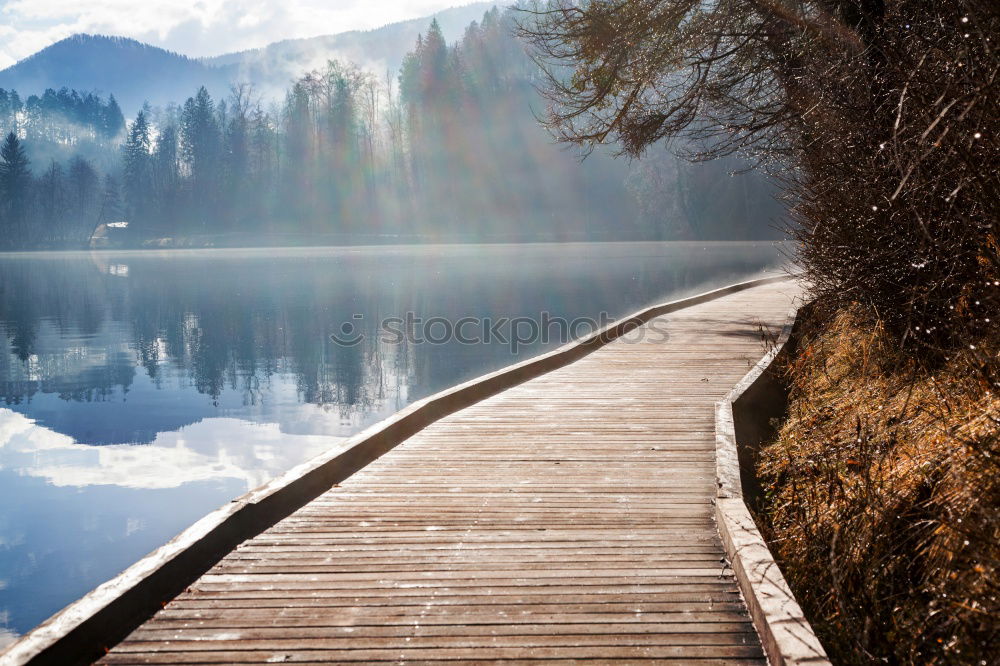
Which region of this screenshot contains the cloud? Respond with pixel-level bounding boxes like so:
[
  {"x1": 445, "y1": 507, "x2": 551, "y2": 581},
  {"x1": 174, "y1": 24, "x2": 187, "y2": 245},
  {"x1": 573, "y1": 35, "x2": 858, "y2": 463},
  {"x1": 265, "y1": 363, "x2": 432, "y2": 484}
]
[
  {"x1": 0, "y1": 408, "x2": 348, "y2": 490},
  {"x1": 0, "y1": 0, "x2": 482, "y2": 69}
]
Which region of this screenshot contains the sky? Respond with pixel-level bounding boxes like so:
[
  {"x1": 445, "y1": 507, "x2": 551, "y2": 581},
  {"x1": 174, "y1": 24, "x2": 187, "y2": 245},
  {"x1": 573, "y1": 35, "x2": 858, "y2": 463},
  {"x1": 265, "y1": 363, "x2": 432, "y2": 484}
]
[{"x1": 0, "y1": 0, "x2": 482, "y2": 69}]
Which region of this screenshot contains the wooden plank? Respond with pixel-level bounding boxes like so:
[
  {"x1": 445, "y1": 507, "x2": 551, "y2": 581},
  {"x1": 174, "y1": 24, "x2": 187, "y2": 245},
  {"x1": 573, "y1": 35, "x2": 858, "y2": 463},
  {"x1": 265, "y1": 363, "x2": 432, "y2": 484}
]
[{"x1": 99, "y1": 644, "x2": 767, "y2": 662}]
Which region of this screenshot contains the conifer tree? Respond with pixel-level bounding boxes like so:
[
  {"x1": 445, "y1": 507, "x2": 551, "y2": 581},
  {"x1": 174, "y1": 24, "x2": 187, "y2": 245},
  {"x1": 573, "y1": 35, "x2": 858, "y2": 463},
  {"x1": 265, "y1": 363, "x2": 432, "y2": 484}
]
[
  {"x1": 102, "y1": 94, "x2": 125, "y2": 138},
  {"x1": 282, "y1": 81, "x2": 312, "y2": 222},
  {"x1": 39, "y1": 160, "x2": 67, "y2": 241},
  {"x1": 67, "y1": 156, "x2": 100, "y2": 241},
  {"x1": 222, "y1": 84, "x2": 253, "y2": 229},
  {"x1": 181, "y1": 86, "x2": 221, "y2": 226},
  {"x1": 122, "y1": 110, "x2": 152, "y2": 227},
  {"x1": 152, "y1": 123, "x2": 180, "y2": 234},
  {"x1": 0, "y1": 131, "x2": 31, "y2": 242}
]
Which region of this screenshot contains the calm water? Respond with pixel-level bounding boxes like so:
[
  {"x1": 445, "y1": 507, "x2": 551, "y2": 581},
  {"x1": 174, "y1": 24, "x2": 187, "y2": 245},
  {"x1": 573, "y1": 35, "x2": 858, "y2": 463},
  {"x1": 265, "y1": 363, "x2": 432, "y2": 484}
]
[{"x1": 0, "y1": 241, "x2": 789, "y2": 643}]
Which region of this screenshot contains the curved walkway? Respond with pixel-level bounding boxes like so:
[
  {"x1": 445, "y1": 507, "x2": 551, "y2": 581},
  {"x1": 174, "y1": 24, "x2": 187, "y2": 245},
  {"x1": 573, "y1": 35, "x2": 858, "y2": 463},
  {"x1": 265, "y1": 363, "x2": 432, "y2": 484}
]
[{"x1": 98, "y1": 279, "x2": 802, "y2": 664}]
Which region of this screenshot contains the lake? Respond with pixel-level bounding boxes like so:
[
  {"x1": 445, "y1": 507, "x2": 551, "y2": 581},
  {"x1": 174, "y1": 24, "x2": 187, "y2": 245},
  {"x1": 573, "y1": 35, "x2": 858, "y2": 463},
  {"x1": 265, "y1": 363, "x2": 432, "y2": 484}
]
[{"x1": 0, "y1": 241, "x2": 790, "y2": 643}]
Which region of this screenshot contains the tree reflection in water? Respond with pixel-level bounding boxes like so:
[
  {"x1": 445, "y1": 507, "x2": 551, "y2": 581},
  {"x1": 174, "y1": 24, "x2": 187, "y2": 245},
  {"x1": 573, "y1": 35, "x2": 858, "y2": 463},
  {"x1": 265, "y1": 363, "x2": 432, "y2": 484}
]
[{"x1": 0, "y1": 243, "x2": 787, "y2": 446}]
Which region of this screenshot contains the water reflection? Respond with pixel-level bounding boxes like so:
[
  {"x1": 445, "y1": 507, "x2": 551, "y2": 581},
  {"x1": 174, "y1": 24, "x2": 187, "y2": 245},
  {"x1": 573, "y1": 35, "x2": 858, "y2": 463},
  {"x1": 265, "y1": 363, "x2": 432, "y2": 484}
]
[
  {"x1": 0, "y1": 411, "x2": 340, "y2": 490},
  {"x1": 0, "y1": 242, "x2": 788, "y2": 640}
]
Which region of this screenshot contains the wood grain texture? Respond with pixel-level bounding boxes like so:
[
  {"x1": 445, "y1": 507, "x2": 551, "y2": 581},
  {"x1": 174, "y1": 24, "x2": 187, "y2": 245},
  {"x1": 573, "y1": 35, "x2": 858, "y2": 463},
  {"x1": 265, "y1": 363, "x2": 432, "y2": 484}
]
[{"x1": 99, "y1": 280, "x2": 801, "y2": 665}]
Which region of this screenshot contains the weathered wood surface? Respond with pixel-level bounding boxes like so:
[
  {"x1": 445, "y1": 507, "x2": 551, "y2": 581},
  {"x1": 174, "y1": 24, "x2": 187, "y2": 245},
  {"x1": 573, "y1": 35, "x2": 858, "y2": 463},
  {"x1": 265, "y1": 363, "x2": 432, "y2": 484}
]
[{"x1": 99, "y1": 279, "x2": 801, "y2": 665}]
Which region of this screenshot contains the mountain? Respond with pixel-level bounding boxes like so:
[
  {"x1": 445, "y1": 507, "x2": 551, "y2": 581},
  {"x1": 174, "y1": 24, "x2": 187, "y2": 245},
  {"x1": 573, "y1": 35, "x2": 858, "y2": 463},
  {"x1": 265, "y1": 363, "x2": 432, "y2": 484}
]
[
  {"x1": 0, "y1": 35, "x2": 237, "y2": 113},
  {"x1": 0, "y1": 3, "x2": 497, "y2": 113}
]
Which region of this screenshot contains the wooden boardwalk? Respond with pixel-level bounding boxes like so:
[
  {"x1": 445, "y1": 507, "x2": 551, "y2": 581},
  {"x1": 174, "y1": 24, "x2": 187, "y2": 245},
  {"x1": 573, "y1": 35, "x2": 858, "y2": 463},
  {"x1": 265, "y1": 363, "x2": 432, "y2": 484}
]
[{"x1": 98, "y1": 279, "x2": 801, "y2": 665}]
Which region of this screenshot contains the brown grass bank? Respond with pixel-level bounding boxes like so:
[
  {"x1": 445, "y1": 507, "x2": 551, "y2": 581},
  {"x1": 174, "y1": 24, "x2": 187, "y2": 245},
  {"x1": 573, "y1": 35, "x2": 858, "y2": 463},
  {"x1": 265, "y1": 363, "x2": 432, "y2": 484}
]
[{"x1": 757, "y1": 303, "x2": 999, "y2": 664}]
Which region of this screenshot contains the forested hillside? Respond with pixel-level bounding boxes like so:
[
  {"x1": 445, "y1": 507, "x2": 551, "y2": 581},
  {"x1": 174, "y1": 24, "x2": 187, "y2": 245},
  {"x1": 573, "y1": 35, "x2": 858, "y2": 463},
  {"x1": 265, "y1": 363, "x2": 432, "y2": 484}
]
[
  {"x1": 0, "y1": 36, "x2": 236, "y2": 114},
  {"x1": 0, "y1": 7, "x2": 784, "y2": 249},
  {"x1": 0, "y1": 87, "x2": 124, "y2": 245}
]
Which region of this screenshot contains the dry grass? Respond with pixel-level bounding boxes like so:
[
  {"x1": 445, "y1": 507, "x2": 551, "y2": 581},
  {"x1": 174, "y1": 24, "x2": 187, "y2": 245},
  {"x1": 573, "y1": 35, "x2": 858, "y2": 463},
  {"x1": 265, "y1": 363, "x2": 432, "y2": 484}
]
[{"x1": 757, "y1": 303, "x2": 999, "y2": 664}]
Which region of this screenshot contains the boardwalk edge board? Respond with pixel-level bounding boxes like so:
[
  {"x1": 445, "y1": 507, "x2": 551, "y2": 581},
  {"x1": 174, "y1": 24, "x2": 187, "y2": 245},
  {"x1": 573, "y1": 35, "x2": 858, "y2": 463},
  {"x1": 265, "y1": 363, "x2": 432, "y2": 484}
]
[
  {"x1": 2, "y1": 273, "x2": 791, "y2": 666},
  {"x1": 715, "y1": 303, "x2": 832, "y2": 666}
]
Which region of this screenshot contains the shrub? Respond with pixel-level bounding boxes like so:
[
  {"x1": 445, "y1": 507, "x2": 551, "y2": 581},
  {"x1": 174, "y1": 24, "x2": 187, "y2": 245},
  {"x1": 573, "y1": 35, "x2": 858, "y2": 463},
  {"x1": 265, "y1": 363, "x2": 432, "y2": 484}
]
[{"x1": 758, "y1": 303, "x2": 999, "y2": 663}]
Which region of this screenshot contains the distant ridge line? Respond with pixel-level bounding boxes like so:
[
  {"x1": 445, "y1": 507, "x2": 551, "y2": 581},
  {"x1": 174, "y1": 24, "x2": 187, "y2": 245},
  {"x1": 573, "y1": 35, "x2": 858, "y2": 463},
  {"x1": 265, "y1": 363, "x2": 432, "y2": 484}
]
[{"x1": 7, "y1": 34, "x2": 212, "y2": 70}]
